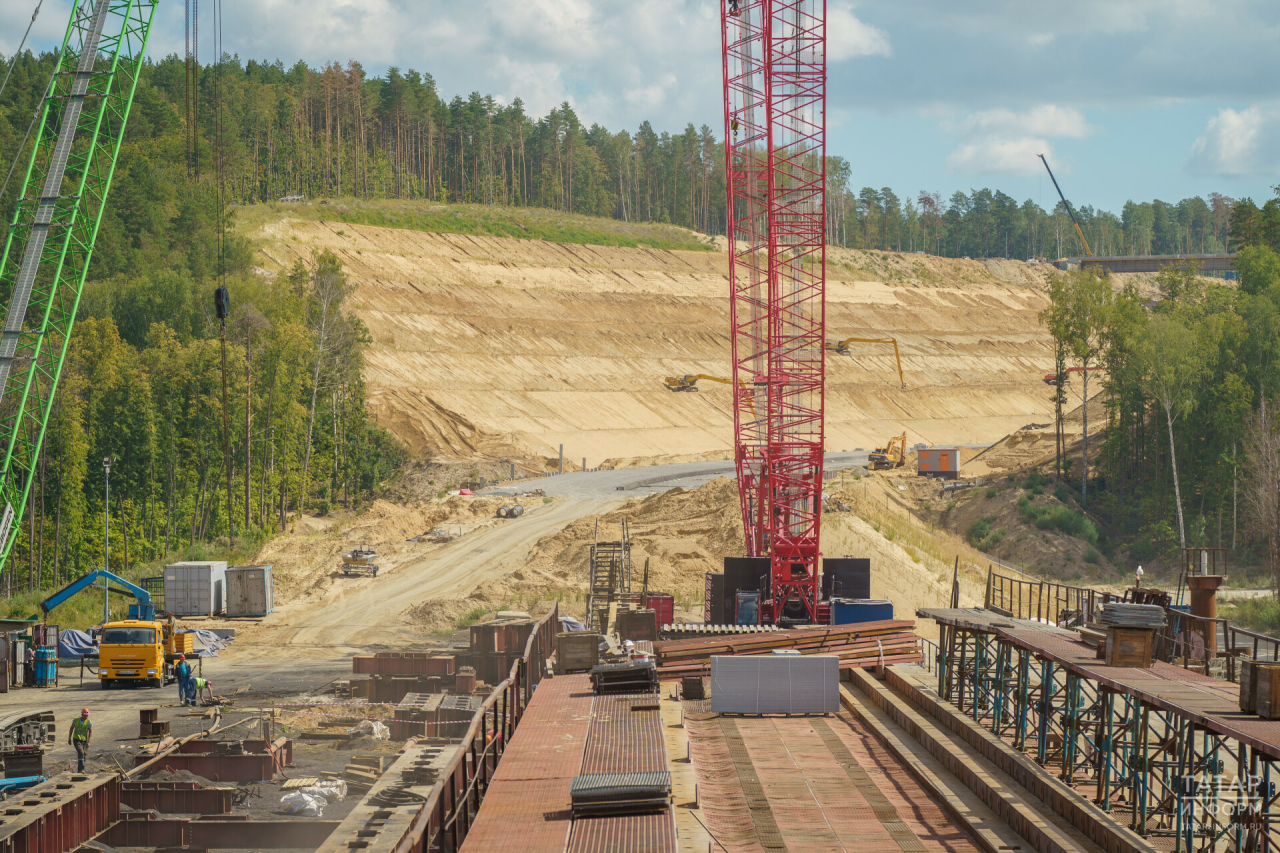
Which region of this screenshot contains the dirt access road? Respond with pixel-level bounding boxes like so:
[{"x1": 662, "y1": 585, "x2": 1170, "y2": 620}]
[
  {"x1": 232, "y1": 496, "x2": 607, "y2": 659},
  {"x1": 232, "y1": 453, "x2": 875, "y2": 661}
]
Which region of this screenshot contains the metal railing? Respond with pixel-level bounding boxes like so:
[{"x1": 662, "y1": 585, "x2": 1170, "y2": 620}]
[
  {"x1": 985, "y1": 568, "x2": 1098, "y2": 626},
  {"x1": 986, "y1": 566, "x2": 1280, "y2": 684},
  {"x1": 384, "y1": 601, "x2": 559, "y2": 853},
  {"x1": 919, "y1": 637, "x2": 939, "y2": 674}
]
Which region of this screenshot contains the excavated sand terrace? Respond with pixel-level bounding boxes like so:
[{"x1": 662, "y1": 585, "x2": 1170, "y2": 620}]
[{"x1": 253, "y1": 217, "x2": 1060, "y2": 467}]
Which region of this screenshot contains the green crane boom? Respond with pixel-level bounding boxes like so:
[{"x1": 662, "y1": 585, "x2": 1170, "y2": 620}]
[{"x1": 0, "y1": 0, "x2": 158, "y2": 571}]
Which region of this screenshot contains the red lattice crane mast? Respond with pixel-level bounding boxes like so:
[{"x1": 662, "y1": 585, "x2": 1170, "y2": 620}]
[{"x1": 721, "y1": 0, "x2": 827, "y2": 623}]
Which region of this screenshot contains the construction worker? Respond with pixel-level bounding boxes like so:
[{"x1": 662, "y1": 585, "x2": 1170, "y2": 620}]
[
  {"x1": 68, "y1": 708, "x2": 92, "y2": 772},
  {"x1": 175, "y1": 655, "x2": 192, "y2": 706},
  {"x1": 729, "y1": 0, "x2": 741, "y2": 17},
  {"x1": 192, "y1": 676, "x2": 214, "y2": 706}
]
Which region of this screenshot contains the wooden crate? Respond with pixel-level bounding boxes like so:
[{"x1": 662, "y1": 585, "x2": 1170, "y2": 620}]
[
  {"x1": 1255, "y1": 663, "x2": 1280, "y2": 719},
  {"x1": 555, "y1": 633, "x2": 600, "y2": 674},
  {"x1": 1105, "y1": 627, "x2": 1154, "y2": 669},
  {"x1": 1242, "y1": 659, "x2": 1261, "y2": 714}
]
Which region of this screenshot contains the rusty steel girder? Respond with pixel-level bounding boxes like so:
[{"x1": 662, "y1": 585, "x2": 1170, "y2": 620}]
[
  {"x1": 0, "y1": 773, "x2": 119, "y2": 853},
  {"x1": 120, "y1": 780, "x2": 232, "y2": 814},
  {"x1": 102, "y1": 814, "x2": 340, "y2": 848},
  {"x1": 132, "y1": 737, "x2": 292, "y2": 782}
]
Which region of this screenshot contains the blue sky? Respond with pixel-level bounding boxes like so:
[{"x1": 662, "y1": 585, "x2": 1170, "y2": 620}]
[{"x1": 4, "y1": 0, "x2": 1278, "y2": 213}]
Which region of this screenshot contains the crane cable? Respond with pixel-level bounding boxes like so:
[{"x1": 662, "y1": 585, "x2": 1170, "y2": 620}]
[
  {"x1": 0, "y1": 1, "x2": 54, "y2": 211},
  {"x1": 0, "y1": 0, "x2": 44, "y2": 105}
]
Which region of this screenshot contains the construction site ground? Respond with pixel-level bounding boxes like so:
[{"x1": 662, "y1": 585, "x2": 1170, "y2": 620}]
[{"x1": 10, "y1": 216, "x2": 1174, "y2": 852}]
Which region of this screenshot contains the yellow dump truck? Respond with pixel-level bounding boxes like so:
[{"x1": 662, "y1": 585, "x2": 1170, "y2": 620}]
[{"x1": 98, "y1": 616, "x2": 195, "y2": 689}]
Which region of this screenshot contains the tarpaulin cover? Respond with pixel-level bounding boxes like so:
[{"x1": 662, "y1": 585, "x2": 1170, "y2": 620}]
[
  {"x1": 560, "y1": 616, "x2": 586, "y2": 632},
  {"x1": 59, "y1": 629, "x2": 97, "y2": 659},
  {"x1": 181, "y1": 628, "x2": 231, "y2": 656}
]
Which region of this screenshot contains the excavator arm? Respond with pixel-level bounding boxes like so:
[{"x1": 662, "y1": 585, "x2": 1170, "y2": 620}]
[
  {"x1": 663, "y1": 374, "x2": 733, "y2": 392},
  {"x1": 37, "y1": 570, "x2": 155, "y2": 620},
  {"x1": 1042, "y1": 366, "x2": 1103, "y2": 385},
  {"x1": 825, "y1": 337, "x2": 906, "y2": 388}
]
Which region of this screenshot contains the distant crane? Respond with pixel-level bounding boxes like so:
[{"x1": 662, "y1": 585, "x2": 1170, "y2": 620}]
[
  {"x1": 1038, "y1": 154, "x2": 1093, "y2": 258},
  {"x1": 825, "y1": 336, "x2": 905, "y2": 388}
]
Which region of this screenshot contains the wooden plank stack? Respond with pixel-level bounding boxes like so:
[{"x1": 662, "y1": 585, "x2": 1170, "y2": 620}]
[
  {"x1": 652, "y1": 620, "x2": 920, "y2": 679},
  {"x1": 320, "y1": 754, "x2": 391, "y2": 793}
]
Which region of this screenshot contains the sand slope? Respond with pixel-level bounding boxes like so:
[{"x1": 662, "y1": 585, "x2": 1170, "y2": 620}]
[{"x1": 253, "y1": 217, "x2": 1059, "y2": 466}]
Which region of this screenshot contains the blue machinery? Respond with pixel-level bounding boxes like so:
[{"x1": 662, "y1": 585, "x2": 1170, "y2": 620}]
[
  {"x1": 923, "y1": 601, "x2": 1280, "y2": 853},
  {"x1": 37, "y1": 570, "x2": 156, "y2": 621}
]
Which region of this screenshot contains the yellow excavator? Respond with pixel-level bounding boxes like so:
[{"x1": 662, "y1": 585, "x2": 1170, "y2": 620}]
[
  {"x1": 825, "y1": 337, "x2": 906, "y2": 388},
  {"x1": 868, "y1": 432, "x2": 907, "y2": 470},
  {"x1": 663, "y1": 374, "x2": 732, "y2": 392}
]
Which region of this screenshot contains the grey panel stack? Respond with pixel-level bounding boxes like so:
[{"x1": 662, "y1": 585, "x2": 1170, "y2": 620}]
[
  {"x1": 710, "y1": 654, "x2": 839, "y2": 714},
  {"x1": 163, "y1": 561, "x2": 228, "y2": 616},
  {"x1": 570, "y1": 772, "x2": 671, "y2": 816},
  {"x1": 1099, "y1": 603, "x2": 1166, "y2": 628}
]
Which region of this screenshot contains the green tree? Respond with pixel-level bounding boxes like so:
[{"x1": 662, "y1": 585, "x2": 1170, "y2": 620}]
[
  {"x1": 1062, "y1": 270, "x2": 1112, "y2": 505},
  {"x1": 1135, "y1": 313, "x2": 1209, "y2": 550}
]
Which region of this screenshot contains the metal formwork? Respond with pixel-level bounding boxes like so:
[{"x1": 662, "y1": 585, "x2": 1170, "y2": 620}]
[{"x1": 924, "y1": 607, "x2": 1280, "y2": 853}]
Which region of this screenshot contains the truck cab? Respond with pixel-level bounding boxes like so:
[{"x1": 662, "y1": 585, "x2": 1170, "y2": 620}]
[{"x1": 98, "y1": 618, "x2": 194, "y2": 689}]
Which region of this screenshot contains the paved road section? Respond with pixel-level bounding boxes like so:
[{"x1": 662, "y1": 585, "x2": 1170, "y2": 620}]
[{"x1": 481, "y1": 451, "x2": 873, "y2": 501}]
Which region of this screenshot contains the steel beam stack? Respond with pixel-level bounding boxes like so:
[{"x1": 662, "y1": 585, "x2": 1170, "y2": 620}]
[{"x1": 721, "y1": 0, "x2": 827, "y2": 623}]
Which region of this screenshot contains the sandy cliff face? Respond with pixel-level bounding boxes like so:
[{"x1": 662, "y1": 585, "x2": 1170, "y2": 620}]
[{"x1": 253, "y1": 217, "x2": 1058, "y2": 466}]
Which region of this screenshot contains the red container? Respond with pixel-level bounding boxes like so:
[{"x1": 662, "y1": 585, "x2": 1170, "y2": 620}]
[{"x1": 644, "y1": 593, "x2": 675, "y2": 629}]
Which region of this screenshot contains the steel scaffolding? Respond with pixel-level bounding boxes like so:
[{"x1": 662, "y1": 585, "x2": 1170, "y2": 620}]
[{"x1": 927, "y1": 608, "x2": 1279, "y2": 853}]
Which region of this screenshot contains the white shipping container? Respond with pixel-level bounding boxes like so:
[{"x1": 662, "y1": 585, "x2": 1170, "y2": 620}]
[
  {"x1": 225, "y1": 566, "x2": 274, "y2": 617},
  {"x1": 163, "y1": 561, "x2": 227, "y2": 616}
]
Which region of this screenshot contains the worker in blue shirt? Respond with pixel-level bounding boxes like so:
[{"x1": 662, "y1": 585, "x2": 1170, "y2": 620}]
[
  {"x1": 175, "y1": 655, "x2": 192, "y2": 706},
  {"x1": 68, "y1": 708, "x2": 92, "y2": 772}
]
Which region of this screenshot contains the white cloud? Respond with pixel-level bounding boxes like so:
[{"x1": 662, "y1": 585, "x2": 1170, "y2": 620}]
[
  {"x1": 1186, "y1": 105, "x2": 1280, "y2": 175},
  {"x1": 946, "y1": 137, "x2": 1055, "y2": 176},
  {"x1": 829, "y1": 5, "x2": 891, "y2": 61},
  {"x1": 943, "y1": 105, "x2": 1094, "y2": 176},
  {"x1": 954, "y1": 105, "x2": 1096, "y2": 140}
]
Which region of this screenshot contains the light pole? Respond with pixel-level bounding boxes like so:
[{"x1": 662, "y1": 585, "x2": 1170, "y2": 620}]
[{"x1": 103, "y1": 456, "x2": 113, "y2": 623}]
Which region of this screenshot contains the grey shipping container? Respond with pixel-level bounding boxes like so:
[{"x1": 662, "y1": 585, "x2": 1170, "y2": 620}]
[
  {"x1": 225, "y1": 566, "x2": 275, "y2": 617},
  {"x1": 163, "y1": 561, "x2": 227, "y2": 616}
]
